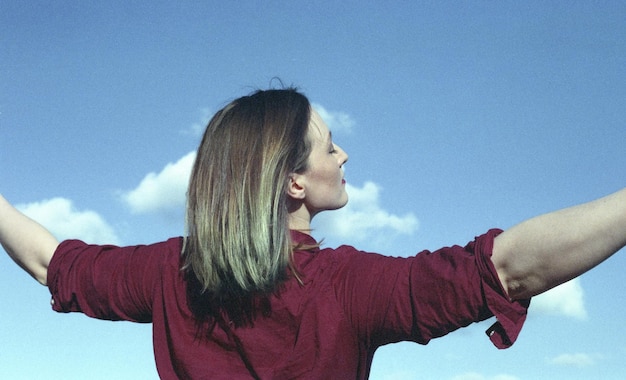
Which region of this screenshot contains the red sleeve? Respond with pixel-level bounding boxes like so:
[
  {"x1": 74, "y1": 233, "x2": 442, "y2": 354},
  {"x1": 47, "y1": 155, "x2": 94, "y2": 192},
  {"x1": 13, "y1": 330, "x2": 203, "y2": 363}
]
[
  {"x1": 47, "y1": 238, "x2": 180, "y2": 322},
  {"x1": 468, "y1": 229, "x2": 530, "y2": 348},
  {"x1": 331, "y1": 229, "x2": 529, "y2": 349}
]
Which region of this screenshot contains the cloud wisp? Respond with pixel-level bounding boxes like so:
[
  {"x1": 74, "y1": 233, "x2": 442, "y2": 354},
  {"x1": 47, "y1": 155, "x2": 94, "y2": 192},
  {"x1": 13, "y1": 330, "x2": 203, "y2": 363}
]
[
  {"x1": 182, "y1": 107, "x2": 213, "y2": 137},
  {"x1": 312, "y1": 103, "x2": 355, "y2": 134},
  {"x1": 547, "y1": 352, "x2": 600, "y2": 368},
  {"x1": 531, "y1": 278, "x2": 587, "y2": 320}
]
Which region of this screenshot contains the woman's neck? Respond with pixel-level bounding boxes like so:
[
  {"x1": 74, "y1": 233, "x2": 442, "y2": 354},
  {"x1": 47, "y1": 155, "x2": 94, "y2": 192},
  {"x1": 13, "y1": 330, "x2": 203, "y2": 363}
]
[{"x1": 287, "y1": 203, "x2": 313, "y2": 231}]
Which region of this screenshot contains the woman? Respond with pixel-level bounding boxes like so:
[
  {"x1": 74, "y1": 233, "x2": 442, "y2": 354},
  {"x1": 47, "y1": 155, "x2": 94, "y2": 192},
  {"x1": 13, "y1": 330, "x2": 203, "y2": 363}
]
[{"x1": 1, "y1": 88, "x2": 625, "y2": 379}]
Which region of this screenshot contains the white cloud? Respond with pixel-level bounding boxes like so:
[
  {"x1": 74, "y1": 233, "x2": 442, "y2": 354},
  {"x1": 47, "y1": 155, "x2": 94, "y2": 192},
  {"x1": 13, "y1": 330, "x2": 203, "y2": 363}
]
[
  {"x1": 17, "y1": 198, "x2": 120, "y2": 245},
  {"x1": 548, "y1": 353, "x2": 599, "y2": 367},
  {"x1": 312, "y1": 103, "x2": 355, "y2": 134},
  {"x1": 531, "y1": 278, "x2": 587, "y2": 319},
  {"x1": 182, "y1": 107, "x2": 212, "y2": 137},
  {"x1": 312, "y1": 181, "x2": 418, "y2": 243},
  {"x1": 121, "y1": 151, "x2": 195, "y2": 214}
]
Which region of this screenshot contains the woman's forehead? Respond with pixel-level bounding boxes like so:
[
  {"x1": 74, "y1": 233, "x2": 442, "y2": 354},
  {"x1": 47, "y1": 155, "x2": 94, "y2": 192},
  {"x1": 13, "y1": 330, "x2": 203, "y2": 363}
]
[{"x1": 308, "y1": 109, "x2": 330, "y2": 141}]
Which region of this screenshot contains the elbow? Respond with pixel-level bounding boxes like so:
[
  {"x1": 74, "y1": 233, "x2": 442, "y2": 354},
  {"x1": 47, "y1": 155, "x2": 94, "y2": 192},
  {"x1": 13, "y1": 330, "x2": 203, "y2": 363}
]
[
  {"x1": 494, "y1": 258, "x2": 548, "y2": 300},
  {"x1": 499, "y1": 275, "x2": 536, "y2": 301},
  {"x1": 29, "y1": 248, "x2": 54, "y2": 286},
  {"x1": 36, "y1": 253, "x2": 53, "y2": 286},
  {"x1": 492, "y1": 235, "x2": 541, "y2": 300},
  {"x1": 26, "y1": 264, "x2": 50, "y2": 287},
  {"x1": 36, "y1": 271, "x2": 49, "y2": 286},
  {"x1": 35, "y1": 242, "x2": 57, "y2": 286}
]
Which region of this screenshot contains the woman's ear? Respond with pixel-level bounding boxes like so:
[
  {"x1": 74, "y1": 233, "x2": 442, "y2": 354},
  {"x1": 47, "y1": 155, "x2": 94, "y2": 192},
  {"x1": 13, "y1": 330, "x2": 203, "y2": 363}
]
[{"x1": 287, "y1": 174, "x2": 306, "y2": 200}]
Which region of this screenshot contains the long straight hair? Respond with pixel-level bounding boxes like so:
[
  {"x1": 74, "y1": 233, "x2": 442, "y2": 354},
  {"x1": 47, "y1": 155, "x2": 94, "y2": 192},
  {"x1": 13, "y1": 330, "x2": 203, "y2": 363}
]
[{"x1": 182, "y1": 88, "x2": 311, "y2": 323}]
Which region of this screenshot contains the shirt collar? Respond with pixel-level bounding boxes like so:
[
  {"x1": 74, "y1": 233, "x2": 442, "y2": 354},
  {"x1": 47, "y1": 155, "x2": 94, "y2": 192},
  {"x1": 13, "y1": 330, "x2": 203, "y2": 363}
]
[{"x1": 290, "y1": 230, "x2": 319, "y2": 249}]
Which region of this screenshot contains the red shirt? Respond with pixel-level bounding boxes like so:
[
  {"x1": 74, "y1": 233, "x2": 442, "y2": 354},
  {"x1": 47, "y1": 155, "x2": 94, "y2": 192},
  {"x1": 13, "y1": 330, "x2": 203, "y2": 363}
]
[{"x1": 48, "y1": 229, "x2": 529, "y2": 379}]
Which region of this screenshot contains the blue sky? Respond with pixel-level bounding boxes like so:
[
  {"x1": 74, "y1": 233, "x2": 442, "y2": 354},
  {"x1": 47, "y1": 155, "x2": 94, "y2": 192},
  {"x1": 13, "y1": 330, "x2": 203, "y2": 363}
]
[{"x1": 1, "y1": 1, "x2": 625, "y2": 379}]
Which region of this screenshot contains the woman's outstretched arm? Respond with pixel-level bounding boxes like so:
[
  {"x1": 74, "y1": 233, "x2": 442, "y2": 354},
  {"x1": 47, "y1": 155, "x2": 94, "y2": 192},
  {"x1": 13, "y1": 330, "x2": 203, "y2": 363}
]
[
  {"x1": 492, "y1": 187, "x2": 626, "y2": 300},
  {"x1": 0, "y1": 194, "x2": 58, "y2": 285}
]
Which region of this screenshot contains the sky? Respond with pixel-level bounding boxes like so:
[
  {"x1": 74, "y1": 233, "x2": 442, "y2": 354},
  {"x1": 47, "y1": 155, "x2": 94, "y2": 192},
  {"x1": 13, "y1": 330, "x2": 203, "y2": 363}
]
[{"x1": 1, "y1": 1, "x2": 625, "y2": 379}]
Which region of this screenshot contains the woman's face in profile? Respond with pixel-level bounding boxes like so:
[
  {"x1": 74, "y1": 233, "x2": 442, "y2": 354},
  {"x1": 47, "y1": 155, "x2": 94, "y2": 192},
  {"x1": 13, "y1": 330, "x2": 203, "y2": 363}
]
[{"x1": 297, "y1": 109, "x2": 349, "y2": 215}]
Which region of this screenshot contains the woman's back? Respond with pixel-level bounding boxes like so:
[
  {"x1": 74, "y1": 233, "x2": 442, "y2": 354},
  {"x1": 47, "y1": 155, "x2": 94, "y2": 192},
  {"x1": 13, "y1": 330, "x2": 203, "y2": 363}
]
[{"x1": 48, "y1": 230, "x2": 525, "y2": 379}]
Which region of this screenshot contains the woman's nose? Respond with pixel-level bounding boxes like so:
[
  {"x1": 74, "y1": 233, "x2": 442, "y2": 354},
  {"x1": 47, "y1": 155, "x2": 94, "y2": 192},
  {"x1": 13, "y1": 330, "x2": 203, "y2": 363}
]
[{"x1": 338, "y1": 146, "x2": 348, "y2": 166}]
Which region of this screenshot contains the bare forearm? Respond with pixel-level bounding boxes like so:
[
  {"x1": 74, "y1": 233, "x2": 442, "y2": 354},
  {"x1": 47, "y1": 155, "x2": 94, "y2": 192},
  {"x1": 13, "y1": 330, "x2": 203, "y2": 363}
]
[
  {"x1": 0, "y1": 195, "x2": 58, "y2": 285},
  {"x1": 492, "y1": 187, "x2": 626, "y2": 300}
]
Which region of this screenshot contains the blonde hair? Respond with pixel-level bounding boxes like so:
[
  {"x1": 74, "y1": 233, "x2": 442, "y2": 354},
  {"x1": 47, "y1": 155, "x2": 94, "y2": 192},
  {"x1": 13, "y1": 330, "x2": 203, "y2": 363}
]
[{"x1": 182, "y1": 89, "x2": 311, "y2": 317}]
